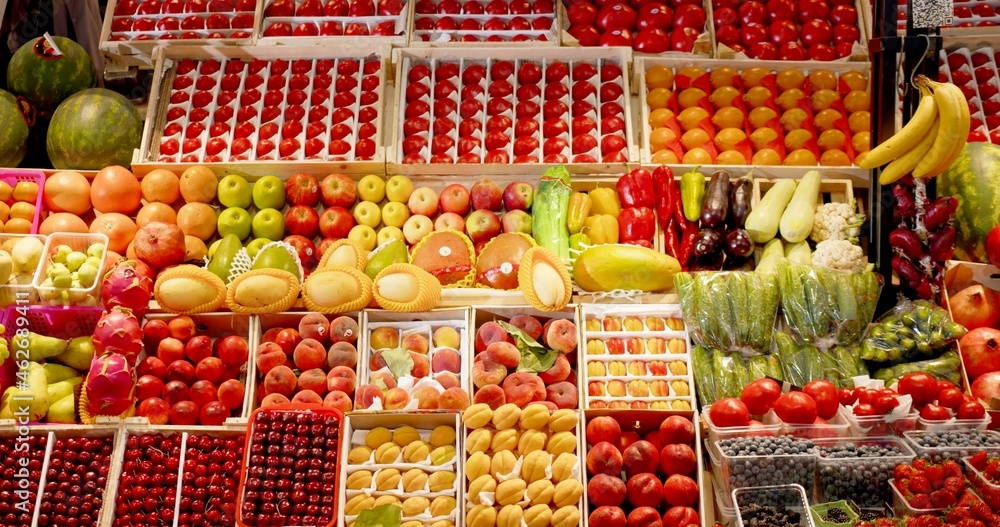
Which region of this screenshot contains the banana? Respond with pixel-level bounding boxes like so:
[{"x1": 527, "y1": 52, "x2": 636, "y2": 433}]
[
  {"x1": 922, "y1": 83, "x2": 971, "y2": 178},
  {"x1": 859, "y1": 84, "x2": 937, "y2": 169},
  {"x1": 913, "y1": 79, "x2": 964, "y2": 178},
  {"x1": 879, "y1": 118, "x2": 940, "y2": 185}
]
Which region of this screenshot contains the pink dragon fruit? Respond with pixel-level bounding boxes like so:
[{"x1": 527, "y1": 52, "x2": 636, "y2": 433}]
[
  {"x1": 101, "y1": 260, "x2": 153, "y2": 317},
  {"x1": 85, "y1": 352, "x2": 135, "y2": 416},
  {"x1": 93, "y1": 307, "x2": 144, "y2": 364}
]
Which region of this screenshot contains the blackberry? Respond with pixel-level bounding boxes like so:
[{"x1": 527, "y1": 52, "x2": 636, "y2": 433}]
[
  {"x1": 857, "y1": 512, "x2": 882, "y2": 522},
  {"x1": 738, "y1": 503, "x2": 801, "y2": 527},
  {"x1": 907, "y1": 430, "x2": 1000, "y2": 463},
  {"x1": 718, "y1": 436, "x2": 816, "y2": 490},
  {"x1": 817, "y1": 443, "x2": 908, "y2": 508},
  {"x1": 823, "y1": 508, "x2": 850, "y2": 523}
]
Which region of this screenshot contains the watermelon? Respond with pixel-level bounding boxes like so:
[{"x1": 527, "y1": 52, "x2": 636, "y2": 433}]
[
  {"x1": 6, "y1": 36, "x2": 96, "y2": 113},
  {"x1": 0, "y1": 89, "x2": 29, "y2": 167},
  {"x1": 938, "y1": 141, "x2": 1000, "y2": 263},
  {"x1": 46, "y1": 89, "x2": 142, "y2": 170}
]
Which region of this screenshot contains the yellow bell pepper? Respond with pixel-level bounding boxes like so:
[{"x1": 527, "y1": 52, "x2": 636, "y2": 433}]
[
  {"x1": 589, "y1": 187, "x2": 621, "y2": 218},
  {"x1": 566, "y1": 192, "x2": 591, "y2": 234},
  {"x1": 583, "y1": 215, "x2": 619, "y2": 245}
]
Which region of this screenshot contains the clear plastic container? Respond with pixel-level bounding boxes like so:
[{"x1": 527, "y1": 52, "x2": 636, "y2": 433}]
[
  {"x1": 763, "y1": 407, "x2": 853, "y2": 438},
  {"x1": 32, "y1": 232, "x2": 108, "y2": 306},
  {"x1": 0, "y1": 233, "x2": 46, "y2": 307},
  {"x1": 716, "y1": 484, "x2": 736, "y2": 526},
  {"x1": 703, "y1": 405, "x2": 782, "y2": 444},
  {"x1": 814, "y1": 437, "x2": 916, "y2": 508},
  {"x1": 733, "y1": 484, "x2": 815, "y2": 527},
  {"x1": 715, "y1": 436, "x2": 817, "y2": 497},
  {"x1": 810, "y1": 501, "x2": 858, "y2": 527},
  {"x1": 916, "y1": 415, "x2": 990, "y2": 432},
  {"x1": 889, "y1": 478, "x2": 948, "y2": 517},
  {"x1": 963, "y1": 456, "x2": 1000, "y2": 511},
  {"x1": 902, "y1": 429, "x2": 1000, "y2": 463},
  {"x1": 846, "y1": 412, "x2": 918, "y2": 437}
]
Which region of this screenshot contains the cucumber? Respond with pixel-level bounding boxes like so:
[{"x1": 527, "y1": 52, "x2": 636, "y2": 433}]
[
  {"x1": 532, "y1": 166, "x2": 573, "y2": 262},
  {"x1": 746, "y1": 179, "x2": 796, "y2": 243}
]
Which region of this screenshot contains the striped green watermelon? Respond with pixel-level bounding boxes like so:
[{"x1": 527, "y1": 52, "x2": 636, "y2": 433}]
[
  {"x1": 0, "y1": 89, "x2": 29, "y2": 167},
  {"x1": 7, "y1": 36, "x2": 96, "y2": 113},
  {"x1": 46, "y1": 89, "x2": 142, "y2": 170},
  {"x1": 938, "y1": 141, "x2": 1000, "y2": 263}
]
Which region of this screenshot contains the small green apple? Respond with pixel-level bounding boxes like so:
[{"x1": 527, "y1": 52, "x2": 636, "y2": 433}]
[
  {"x1": 252, "y1": 175, "x2": 286, "y2": 210},
  {"x1": 246, "y1": 238, "x2": 270, "y2": 259},
  {"x1": 218, "y1": 174, "x2": 252, "y2": 209},
  {"x1": 218, "y1": 207, "x2": 252, "y2": 240},
  {"x1": 252, "y1": 208, "x2": 285, "y2": 240}
]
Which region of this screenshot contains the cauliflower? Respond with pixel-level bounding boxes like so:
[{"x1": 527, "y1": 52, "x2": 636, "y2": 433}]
[
  {"x1": 812, "y1": 240, "x2": 868, "y2": 274},
  {"x1": 810, "y1": 202, "x2": 865, "y2": 244}
]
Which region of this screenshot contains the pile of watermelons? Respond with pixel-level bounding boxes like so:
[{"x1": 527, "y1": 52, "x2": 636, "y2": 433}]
[{"x1": 2, "y1": 36, "x2": 142, "y2": 170}]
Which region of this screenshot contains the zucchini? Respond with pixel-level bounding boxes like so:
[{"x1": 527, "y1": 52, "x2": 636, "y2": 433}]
[
  {"x1": 784, "y1": 241, "x2": 812, "y2": 266},
  {"x1": 532, "y1": 166, "x2": 573, "y2": 262},
  {"x1": 745, "y1": 179, "x2": 796, "y2": 243},
  {"x1": 755, "y1": 238, "x2": 785, "y2": 274},
  {"x1": 779, "y1": 170, "x2": 822, "y2": 243}
]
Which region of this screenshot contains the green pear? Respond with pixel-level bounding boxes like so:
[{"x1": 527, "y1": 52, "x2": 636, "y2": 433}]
[
  {"x1": 11, "y1": 237, "x2": 42, "y2": 274},
  {"x1": 15, "y1": 332, "x2": 68, "y2": 362},
  {"x1": 0, "y1": 362, "x2": 48, "y2": 420},
  {"x1": 365, "y1": 239, "x2": 408, "y2": 280},
  {"x1": 46, "y1": 377, "x2": 81, "y2": 402},
  {"x1": 46, "y1": 394, "x2": 76, "y2": 424},
  {"x1": 44, "y1": 362, "x2": 81, "y2": 384},
  {"x1": 51, "y1": 336, "x2": 95, "y2": 371},
  {"x1": 253, "y1": 246, "x2": 300, "y2": 280},
  {"x1": 207, "y1": 234, "x2": 243, "y2": 284}
]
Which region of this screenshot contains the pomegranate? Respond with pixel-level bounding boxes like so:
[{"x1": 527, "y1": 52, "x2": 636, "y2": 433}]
[
  {"x1": 948, "y1": 284, "x2": 1000, "y2": 330},
  {"x1": 960, "y1": 327, "x2": 1000, "y2": 380},
  {"x1": 134, "y1": 221, "x2": 185, "y2": 269},
  {"x1": 971, "y1": 371, "x2": 1000, "y2": 407}
]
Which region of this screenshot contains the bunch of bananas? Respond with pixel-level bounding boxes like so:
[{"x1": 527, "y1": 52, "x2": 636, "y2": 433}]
[{"x1": 860, "y1": 75, "x2": 971, "y2": 185}]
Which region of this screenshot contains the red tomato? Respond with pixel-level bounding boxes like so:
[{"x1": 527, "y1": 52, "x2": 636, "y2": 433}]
[
  {"x1": 740, "y1": 378, "x2": 781, "y2": 416},
  {"x1": 936, "y1": 380, "x2": 959, "y2": 393},
  {"x1": 803, "y1": 380, "x2": 840, "y2": 420},
  {"x1": 774, "y1": 391, "x2": 817, "y2": 425},
  {"x1": 708, "y1": 398, "x2": 751, "y2": 428},
  {"x1": 897, "y1": 372, "x2": 940, "y2": 405},
  {"x1": 919, "y1": 404, "x2": 951, "y2": 422},
  {"x1": 874, "y1": 395, "x2": 900, "y2": 415},
  {"x1": 855, "y1": 387, "x2": 878, "y2": 406},
  {"x1": 958, "y1": 400, "x2": 987, "y2": 420},
  {"x1": 937, "y1": 388, "x2": 965, "y2": 411},
  {"x1": 852, "y1": 403, "x2": 875, "y2": 417},
  {"x1": 838, "y1": 388, "x2": 857, "y2": 406}
]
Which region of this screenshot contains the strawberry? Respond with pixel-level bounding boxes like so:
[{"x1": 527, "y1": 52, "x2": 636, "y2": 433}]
[
  {"x1": 969, "y1": 451, "x2": 989, "y2": 471},
  {"x1": 914, "y1": 459, "x2": 930, "y2": 470},
  {"x1": 985, "y1": 459, "x2": 1000, "y2": 481},
  {"x1": 947, "y1": 507, "x2": 972, "y2": 524},
  {"x1": 957, "y1": 490, "x2": 982, "y2": 507},
  {"x1": 944, "y1": 475, "x2": 967, "y2": 496},
  {"x1": 926, "y1": 466, "x2": 946, "y2": 489},
  {"x1": 970, "y1": 503, "x2": 994, "y2": 522},
  {"x1": 942, "y1": 459, "x2": 963, "y2": 478},
  {"x1": 910, "y1": 494, "x2": 933, "y2": 509},
  {"x1": 909, "y1": 475, "x2": 933, "y2": 495},
  {"x1": 956, "y1": 519, "x2": 986, "y2": 527},
  {"x1": 896, "y1": 464, "x2": 917, "y2": 480},
  {"x1": 875, "y1": 520, "x2": 898, "y2": 527},
  {"x1": 931, "y1": 489, "x2": 958, "y2": 508}
]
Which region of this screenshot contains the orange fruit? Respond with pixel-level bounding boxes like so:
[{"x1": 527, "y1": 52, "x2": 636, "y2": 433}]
[
  {"x1": 41, "y1": 213, "x2": 88, "y2": 235},
  {"x1": 752, "y1": 149, "x2": 782, "y2": 165},
  {"x1": 645, "y1": 66, "x2": 674, "y2": 90},
  {"x1": 717, "y1": 150, "x2": 748, "y2": 164},
  {"x1": 651, "y1": 149, "x2": 680, "y2": 164},
  {"x1": 176, "y1": 202, "x2": 217, "y2": 241},
  {"x1": 820, "y1": 149, "x2": 851, "y2": 166},
  {"x1": 776, "y1": 70, "x2": 805, "y2": 92},
  {"x1": 0, "y1": 202, "x2": 10, "y2": 222},
  {"x1": 649, "y1": 127, "x2": 678, "y2": 152},
  {"x1": 4, "y1": 218, "x2": 29, "y2": 234},
  {"x1": 784, "y1": 149, "x2": 818, "y2": 166},
  {"x1": 681, "y1": 148, "x2": 712, "y2": 164},
  {"x1": 710, "y1": 66, "x2": 739, "y2": 90},
  {"x1": 137, "y1": 202, "x2": 178, "y2": 228},
  {"x1": 808, "y1": 70, "x2": 837, "y2": 91},
  {"x1": 185, "y1": 235, "x2": 208, "y2": 261},
  {"x1": 849, "y1": 111, "x2": 871, "y2": 134},
  {"x1": 814, "y1": 109, "x2": 845, "y2": 132},
  {"x1": 179, "y1": 166, "x2": 217, "y2": 204},
  {"x1": 844, "y1": 90, "x2": 871, "y2": 113},
  {"x1": 90, "y1": 213, "x2": 138, "y2": 254},
  {"x1": 646, "y1": 88, "x2": 673, "y2": 110},
  {"x1": 91, "y1": 165, "x2": 141, "y2": 215},
  {"x1": 648, "y1": 108, "x2": 675, "y2": 129},
  {"x1": 43, "y1": 170, "x2": 91, "y2": 214},
  {"x1": 141, "y1": 169, "x2": 181, "y2": 203}
]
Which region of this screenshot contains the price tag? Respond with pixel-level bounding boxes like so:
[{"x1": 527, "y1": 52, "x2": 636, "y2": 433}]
[{"x1": 911, "y1": 0, "x2": 953, "y2": 29}]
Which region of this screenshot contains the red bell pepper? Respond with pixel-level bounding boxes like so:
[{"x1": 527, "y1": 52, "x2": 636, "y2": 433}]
[
  {"x1": 619, "y1": 206, "x2": 656, "y2": 242},
  {"x1": 623, "y1": 239, "x2": 654, "y2": 249},
  {"x1": 616, "y1": 168, "x2": 655, "y2": 209},
  {"x1": 652, "y1": 165, "x2": 675, "y2": 230}
]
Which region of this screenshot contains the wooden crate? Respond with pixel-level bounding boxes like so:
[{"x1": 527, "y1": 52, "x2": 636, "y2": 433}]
[
  {"x1": 32, "y1": 425, "x2": 122, "y2": 527},
  {"x1": 557, "y1": 1, "x2": 713, "y2": 57},
  {"x1": 387, "y1": 46, "x2": 637, "y2": 175},
  {"x1": 136, "y1": 44, "x2": 390, "y2": 174},
  {"x1": 408, "y1": 0, "x2": 560, "y2": 47},
  {"x1": 98, "y1": 0, "x2": 257, "y2": 69},
  {"x1": 751, "y1": 177, "x2": 856, "y2": 210},
  {"x1": 253, "y1": 0, "x2": 413, "y2": 47}
]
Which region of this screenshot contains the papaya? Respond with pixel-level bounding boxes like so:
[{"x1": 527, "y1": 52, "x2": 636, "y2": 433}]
[{"x1": 572, "y1": 245, "x2": 680, "y2": 293}]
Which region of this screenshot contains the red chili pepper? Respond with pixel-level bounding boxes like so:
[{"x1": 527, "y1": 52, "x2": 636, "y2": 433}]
[
  {"x1": 616, "y1": 168, "x2": 655, "y2": 209},
  {"x1": 678, "y1": 220, "x2": 699, "y2": 270},
  {"x1": 652, "y1": 166, "x2": 675, "y2": 230},
  {"x1": 673, "y1": 178, "x2": 686, "y2": 226},
  {"x1": 619, "y1": 206, "x2": 656, "y2": 242},
  {"x1": 664, "y1": 218, "x2": 681, "y2": 258}
]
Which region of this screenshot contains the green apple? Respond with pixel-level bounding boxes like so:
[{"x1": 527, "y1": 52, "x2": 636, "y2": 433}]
[
  {"x1": 252, "y1": 175, "x2": 286, "y2": 210},
  {"x1": 252, "y1": 208, "x2": 285, "y2": 240},
  {"x1": 218, "y1": 174, "x2": 252, "y2": 209},
  {"x1": 377, "y1": 226, "x2": 405, "y2": 245},
  {"x1": 358, "y1": 175, "x2": 386, "y2": 203},
  {"x1": 246, "y1": 238, "x2": 270, "y2": 259},
  {"x1": 218, "y1": 207, "x2": 252, "y2": 240}
]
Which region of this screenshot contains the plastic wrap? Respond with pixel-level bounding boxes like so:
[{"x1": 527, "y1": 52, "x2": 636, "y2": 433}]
[
  {"x1": 775, "y1": 331, "x2": 867, "y2": 389},
  {"x1": 859, "y1": 299, "x2": 967, "y2": 363},
  {"x1": 871, "y1": 350, "x2": 963, "y2": 386},
  {"x1": 674, "y1": 271, "x2": 778, "y2": 356},
  {"x1": 777, "y1": 262, "x2": 881, "y2": 349}
]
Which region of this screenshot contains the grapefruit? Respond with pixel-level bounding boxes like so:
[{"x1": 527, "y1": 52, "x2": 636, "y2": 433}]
[{"x1": 91, "y1": 165, "x2": 141, "y2": 214}]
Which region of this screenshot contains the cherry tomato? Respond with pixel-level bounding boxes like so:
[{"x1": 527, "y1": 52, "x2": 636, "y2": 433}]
[
  {"x1": 855, "y1": 387, "x2": 878, "y2": 406},
  {"x1": 739, "y1": 378, "x2": 781, "y2": 416},
  {"x1": 874, "y1": 395, "x2": 900, "y2": 415},
  {"x1": 852, "y1": 403, "x2": 875, "y2": 417},
  {"x1": 838, "y1": 388, "x2": 857, "y2": 406},
  {"x1": 803, "y1": 380, "x2": 840, "y2": 420},
  {"x1": 897, "y1": 372, "x2": 940, "y2": 405},
  {"x1": 919, "y1": 404, "x2": 951, "y2": 422},
  {"x1": 774, "y1": 391, "x2": 817, "y2": 425},
  {"x1": 708, "y1": 398, "x2": 751, "y2": 428},
  {"x1": 937, "y1": 388, "x2": 965, "y2": 411},
  {"x1": 958, "y1": 400, "x2": 987, "y2": 420}
]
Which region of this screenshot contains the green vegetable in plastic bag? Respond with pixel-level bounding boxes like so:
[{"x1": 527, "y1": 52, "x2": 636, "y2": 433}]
[
  {"x1": 872, "y1": 351, "x2": 962, "y2": 386},
  {"x1": 860, "y1": 299, "x2": 967, "y2": 362},
  {"x1": 675, "y1": 271, "x2": 779, "y2": 356},
  {"x1": 692, "y1": 345, "x2": 717, "y2": 407}
]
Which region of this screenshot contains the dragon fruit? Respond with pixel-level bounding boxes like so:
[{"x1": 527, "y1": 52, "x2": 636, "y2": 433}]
[
  {"x1": 84, "y1": 352, "x2": 135, "y2": 416},
  {"x1": 92, "y1": 306, "x2": 143, "y2": 364},
  {"x1": 101, "y1": 260, "x2": 153, "y2": 316}
]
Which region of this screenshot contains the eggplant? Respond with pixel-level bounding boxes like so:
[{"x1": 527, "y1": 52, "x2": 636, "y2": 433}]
[
  {"x1": 700, "y1": 170, "x2": 730, "y2": 228},
  {"x1": 725, "y1": 229, "x2": 754, "y2": 258},
  {"x1": 692, "y1": 228, "x2": 723, "y2": 258},
  {"x1": 692, "y1": 254, "x2": 725, "y2": 271},
  {"x1": 723, "y1": 256, "x2": 754, "y2": 272},
  {"x1": 728, "y1": 172, "x2": 753, "y2": 228}
]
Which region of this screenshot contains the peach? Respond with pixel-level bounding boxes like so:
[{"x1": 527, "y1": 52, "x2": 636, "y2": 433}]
[
  {"x1": 643, "y1": 432, "x2": 663, "y2": 452},
  {"x1": 586, "y1": 441, "x2": 623, "y2": 477},
  {"x1": 435, "y1": 372, "x2": 459, "y2": 390},
  {"x1": 542, "y1": 319, "x2": 578, "y2": 353},
  {"x1": 587, "y1": 474, "x2": 627, "y2": 508},
  {"x1": 323, "y1": 390, "x2": 353, "y2": 413},
  {"x1": 409, "y1": 351, "x2": 430, "y2": 378},
  {"x1": 355, "y1": 384, "x2": 385, "y2": 409},
  {"x1": 369, "y1": 327, "x2": 399, "y2": 350},
  {"x1": 218, "y1": 379, "x2": 246, "y2": 411},
  {"x1": 384, "y1": 387, "x2": 411, "y2": 410},
  {"x1": 631, "y1": 401, "x2": 649, "y2": 409},
  {"x1": 659, "y1": 416, "x2": 695, "y2": 447},
  {"x1": 432, "y1": 326, "x2": 461, "y2": 349},
  {"x1": 627, "y1": 380, "x2": 649, "y2": 397},
  {"x1": 545, "y1": 381, "x2": 578, "y2": 409},
  {"x1": 294, "y1": 338, "x2": 327, "y2": 370},
  {"x1": 485, "y1": 341, "x2": 520, "y2": 368},
  {"x1": 645, "y1": 317, "x2": 666, "y2": 331},
  {"x1": 261, "y1": 327, "x2": 282, "y2": 343},
  {"x1": 628, "y1": 361, "x2": 647, "y2": 376},
  {"x1": 509, "y1": 314, "x2": 542, "y2": 340},
  {"x1": 539, "y1": 353, "x2": 571, "y2": 384},
  {"x1": 274, "y1": 328, "x2": 302, "y2": 355},
  {"x1": 327, "y1": 366, "x2": 357, "y2": 395},
  {"x1": 623, "y1": 316, "x2": 643, "y2": 331},
  {"x1": 651, "y1": 402, "x2": 670, "y2": 410},
  {"x1": 567, "y1": 369, "x2": 578, "y2": 386},
  {"x1": 402, "y1": 333, "x2": 429, "y2": 354},
  {"x1": 584, "y1": 317, "x2": 601, "y2": 332},
  {"x1": 587, "y1": 340, "x2": 605, "y2": 355},
  {"x1": 590, "y1": 506, "x2": 627, "y2": 527},
  {"x1": 608, "y1": 361, "x2": 626, "y2": 376},
  {"x1": 607, "y1": 380, "x2": 626, "y2": 397},
  {"x1": 263, "y1": 365, "x2": 296, "y2": 397},
  {"x1": 532, "y1": 401, "x2": 559, "y2": 411},
  {"x1": 502, "y1": 372, "x2": 546, "y2": 407},
  {"x1": 261, "y1": 393, "x2": 290, "y2": 407},
  {"x1": 297, "y1": 368, "x2": 328, "y2": 396},
  {"x1": 327, "y1": 341, "x2": 358, "y2": 370},
  {"x1": 650, "y1": 381, "x2": 669, "y2": 397},
  {"x1": 475, "y1": 321, "x2": 508, "y2": 353},
  {"x1": 659, "y1": 444, "x2": 697, "y2": 477},
  {"x1": 472, "y1": 384, "x2": 506, "y2": 409},
  {"x1": 589, "y1": 401, "x2": 607, "y2": 409},
  {"x1": 618, "y1": 431, "x2": 640, "y2": 453},
  {"x1": 662, "y1": 506, "x2": 699, "y2": 527},
  {"x1": 255, "y1": 343, "x2": 286, "y2": 376},
  {"x1": 369, "y1": 350, "x2": 387, "y2": 371},
  {"x1": 472, "y1": 357, "x2": 507, "y2": 388},
  {"x1": 663, "y1": 474, "x2": 698, "y2": 507},
  {"x1": 587, "y1": 361, "x2": 606, "y2": 377},
  {"x1": 291, "y1": 389, "x2": 323, "y2": 405},
  {"x1": 626, "y1": 506, "x2": 663, "y2": 527},
  {"x1": 586, "y1": 416, "x2": 622, "y2": 446},
  {"x1": 606, "y1": 338, "x2": 625, "y2": 354},
  {"x1": 298, "y1": 313, "x2": 331, "y2": 343},
  {"x1": 626, "y1": 337, "x2": 644, "y2": 355},
  {"x1": 330, "y1": 316, "x2": 359, "y2": 344},
  {"x1": 438, "y1": 387, "x2": 471, "y2": 410},
  {"x1": 623, "y1": 441, "x2": 660, "y2": 479},
  {"x1": 588, "y1": 381, "x2": 605, "y2": 396},
  {"x1": 626, "y1": 473, "x2": 664, "y2": 509},
  {"x1": 431, "y1": 348, "x2": 461, "y2": 374},
  {"x1": 413, "y1": 386, "x2": 441, "y2": 409},
  {"x1": 646, "y1": 338, "x2": 667, "y2": 354},
  {"x1": 648, "y1": 360, "x2": 667, "y2": 376},
  {"x1": 168, "y1": 315, "x2": 196, "y2": 341},
  {"x1": 189, "y1": 380, "x2": 218, "y2": 407},
  {"x1": 370, "y1": 371, "x2": 397, "y2": 390}
]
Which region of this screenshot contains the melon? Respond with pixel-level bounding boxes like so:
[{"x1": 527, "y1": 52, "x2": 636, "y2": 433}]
[
  {"x1": 46, "y1": 89, "x2": 142, "y2": 170},
  {"x1": 0, "y1": 89, "x2": 29, "y2": 167},
  {"x1": 6, "y1": 36, "x2": 96, "y2": 113},
  {"x1": 939, "y1": 142, "x2": 1000, "y2": 263}
]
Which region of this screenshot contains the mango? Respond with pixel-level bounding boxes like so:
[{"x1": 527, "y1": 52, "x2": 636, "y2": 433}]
[{"x1": 572, "y1": 245, "x2": 680, "y2": 293}]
